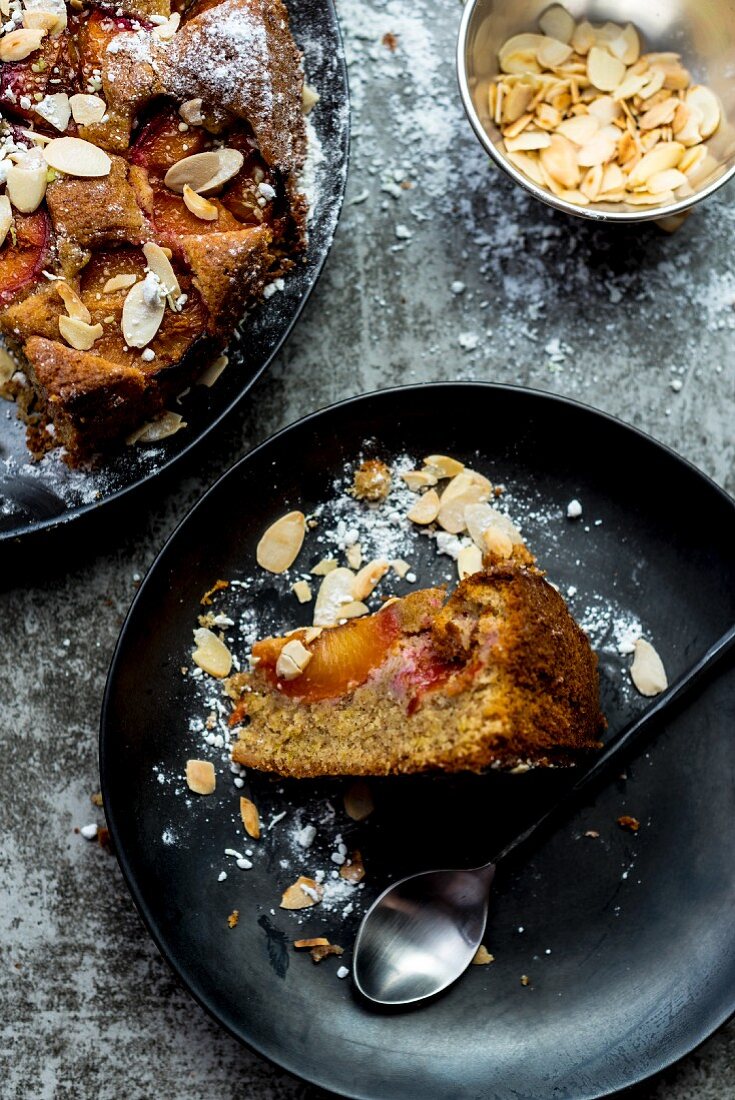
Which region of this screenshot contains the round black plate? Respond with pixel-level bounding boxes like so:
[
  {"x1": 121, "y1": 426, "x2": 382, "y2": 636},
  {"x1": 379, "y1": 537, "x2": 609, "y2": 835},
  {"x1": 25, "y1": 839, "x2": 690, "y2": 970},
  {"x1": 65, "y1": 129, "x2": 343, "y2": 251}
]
[
  {"x1": 0, "y1": 0, "x2": 349, "y2": 543},
  {"x1": 101, "y1": 383, "x2": 735, "y2": 1100}
]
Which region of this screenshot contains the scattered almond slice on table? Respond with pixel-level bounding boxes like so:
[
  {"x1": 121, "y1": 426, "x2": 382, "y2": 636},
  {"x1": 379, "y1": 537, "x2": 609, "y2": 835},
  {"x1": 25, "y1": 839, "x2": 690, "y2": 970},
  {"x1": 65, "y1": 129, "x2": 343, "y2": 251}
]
[
  {"x1": 191, "y1": 627, "x2": 232, "y2": 678},
  {"x1": 280, "y1": 876, "x2": 324, "y2": 910},
  {"x1": 239, "y1": 796, "x2": 260, "y2": 839},
  {"x1": 257, "y1": 511, "x2": 306, "y2": 573},
  {"x1": 186, "y1": 759, "x2": 216, "y2": 795},
  {"x1": 630, "y1": 638, "x2": 667, "y2": 696}
]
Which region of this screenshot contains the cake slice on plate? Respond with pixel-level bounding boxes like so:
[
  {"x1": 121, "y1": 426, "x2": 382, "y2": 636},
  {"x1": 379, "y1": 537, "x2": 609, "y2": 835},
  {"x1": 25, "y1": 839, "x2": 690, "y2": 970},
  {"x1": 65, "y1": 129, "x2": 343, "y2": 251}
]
[{"x1": 228, "y1": 550, "x2": 605, "y2": 777}]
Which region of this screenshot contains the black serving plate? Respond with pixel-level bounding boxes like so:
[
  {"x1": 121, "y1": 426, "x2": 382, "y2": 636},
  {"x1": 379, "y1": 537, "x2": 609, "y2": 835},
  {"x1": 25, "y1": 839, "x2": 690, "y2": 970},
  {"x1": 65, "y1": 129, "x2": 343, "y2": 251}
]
[
  {"x1": 101, "y1": 383, "x2": 735, "y2": 1100},
  {"x1": 0, "y1": 0, "x2": 349, "y2": 544}
]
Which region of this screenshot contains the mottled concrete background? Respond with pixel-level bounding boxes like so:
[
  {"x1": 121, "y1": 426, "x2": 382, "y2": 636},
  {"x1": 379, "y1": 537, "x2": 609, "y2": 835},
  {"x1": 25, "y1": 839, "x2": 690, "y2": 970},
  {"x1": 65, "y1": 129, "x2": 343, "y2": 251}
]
[{"x1": 2, "y1": 0, "x2": 734, "y2": 1096}]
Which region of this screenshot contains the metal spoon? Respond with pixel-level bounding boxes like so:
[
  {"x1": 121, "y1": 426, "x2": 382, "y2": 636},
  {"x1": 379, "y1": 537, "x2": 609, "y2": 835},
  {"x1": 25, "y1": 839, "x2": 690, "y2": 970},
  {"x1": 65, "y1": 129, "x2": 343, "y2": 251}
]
[{"x1": 353, "y1": 623, "x2": 735, "y2": 1006}]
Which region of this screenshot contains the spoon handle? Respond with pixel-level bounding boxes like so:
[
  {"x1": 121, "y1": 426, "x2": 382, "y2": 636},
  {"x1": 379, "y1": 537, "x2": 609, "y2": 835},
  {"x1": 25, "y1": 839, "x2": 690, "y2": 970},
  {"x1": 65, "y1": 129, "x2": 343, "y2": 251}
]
[{"x1": 492, "y1": 622, "x2": 735, "y2": 866}]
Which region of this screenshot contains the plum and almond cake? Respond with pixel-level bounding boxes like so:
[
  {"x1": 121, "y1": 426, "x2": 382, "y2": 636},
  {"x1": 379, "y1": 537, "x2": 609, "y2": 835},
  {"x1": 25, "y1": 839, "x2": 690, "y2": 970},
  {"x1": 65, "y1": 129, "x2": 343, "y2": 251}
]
[{"x1": 0, "y1": 0, "x2": 308, "y2": 459}]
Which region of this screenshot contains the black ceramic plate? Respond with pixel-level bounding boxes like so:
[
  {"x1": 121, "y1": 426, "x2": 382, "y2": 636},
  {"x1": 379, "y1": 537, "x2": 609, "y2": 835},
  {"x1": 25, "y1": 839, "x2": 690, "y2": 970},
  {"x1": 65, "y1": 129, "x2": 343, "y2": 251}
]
[
  {"x1": 101, "y1": 383, "x2": 735, "y2": 1100},
  {"x1": 0, "y1": 0, "x2": 349, "y2": 543}
]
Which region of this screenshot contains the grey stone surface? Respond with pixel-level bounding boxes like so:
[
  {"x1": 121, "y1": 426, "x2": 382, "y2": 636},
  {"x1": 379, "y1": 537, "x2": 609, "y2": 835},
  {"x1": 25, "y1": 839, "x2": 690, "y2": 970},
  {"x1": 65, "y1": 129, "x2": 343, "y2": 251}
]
[{"x1": 1, "y1": 0, "x2": 734, "y2": 1097}]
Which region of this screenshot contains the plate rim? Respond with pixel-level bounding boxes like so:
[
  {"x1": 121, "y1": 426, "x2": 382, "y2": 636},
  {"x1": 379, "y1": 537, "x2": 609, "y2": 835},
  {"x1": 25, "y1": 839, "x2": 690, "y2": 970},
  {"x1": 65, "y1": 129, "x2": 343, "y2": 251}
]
[
  {"x1": 0, "y1": 0, "x2": 350, "y2": 547},
  {"x1": 100, "y1": 380, "x2": 735, "y2": 1100}
]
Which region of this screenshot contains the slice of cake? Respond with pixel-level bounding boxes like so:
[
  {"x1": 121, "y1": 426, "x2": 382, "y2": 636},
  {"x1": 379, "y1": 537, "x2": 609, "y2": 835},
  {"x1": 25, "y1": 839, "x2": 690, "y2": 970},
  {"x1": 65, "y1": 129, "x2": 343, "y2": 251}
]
[{"x1": 228, "y1": 554, "x2": 605, "y2": 777}]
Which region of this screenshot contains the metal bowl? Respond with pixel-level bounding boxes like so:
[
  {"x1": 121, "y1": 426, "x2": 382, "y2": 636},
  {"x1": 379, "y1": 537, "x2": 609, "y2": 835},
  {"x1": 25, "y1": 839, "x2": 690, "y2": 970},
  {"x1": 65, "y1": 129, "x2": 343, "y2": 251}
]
[{"x1": 458, "y1": 0, "x2": 735, "y2": 222}]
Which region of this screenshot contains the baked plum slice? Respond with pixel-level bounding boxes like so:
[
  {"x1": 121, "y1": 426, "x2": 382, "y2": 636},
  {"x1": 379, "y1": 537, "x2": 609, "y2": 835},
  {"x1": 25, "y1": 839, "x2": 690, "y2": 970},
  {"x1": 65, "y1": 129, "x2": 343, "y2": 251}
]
[
  {"x1": 0, "y1": 210, "x2": 51, "y2": 306},
  {"x1": 0, "y1": 36, "x2": 77, "y2": 126}
]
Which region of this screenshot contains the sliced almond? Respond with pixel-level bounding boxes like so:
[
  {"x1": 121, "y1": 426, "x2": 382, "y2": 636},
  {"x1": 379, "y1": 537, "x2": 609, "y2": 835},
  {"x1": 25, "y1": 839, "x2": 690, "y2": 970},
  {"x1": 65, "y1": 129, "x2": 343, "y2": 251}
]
[
  {"x1": 126, "y1": 411, "x2": 185, "y2": 444},
  {"x1": 613, "y1": 24, "x2": 640, "y2": 66},
  {"x1": 540, "y1": 133, "x2": 581, "y2": 188},
  {"x1": 638, "y1": 69, "x2": 666, "y2": 100},
  {"x1": 627, "y1": 141, "x2": 684, "y2": 186},
  {"x1": 340, "y1": 850, "x2": 365, "y2": 884},
  {"x1": 275, "y1": 638, "x2": 313, "y2": 681},
  {"x1": 191, "y1": 627, "x2": 232, "y2": 678},
  {"x1": 292, "y1": 579, "x2": 312, "y2": 603},
  {"x1": 402, "y1": 469, "x2": 438, "y2": 491},
  {"x1": 571, "y1": 20, "x2": 596, "y2": 55},
  {"x1": 58, "y1": 315, "x2": 103, "y2": 351},
  {"x1": 352, "y1": 559, "x2": 389, "y2": 601},
  {"x1": 686, "y1": 85, "x2": 720, "y2": 139},
  {"x1": 587, "y1": 47, "x2": 625, "y2": 92},
  {"x1": 580, "y1": 163, "x2": 603, "y2": 200},
  {"x1": 302, "y1": 83, "x2": 320, "y2": 113},
  {"x1": 33, "y1": 92, "x2": 71, "y2": 132},
  {"x1": 647, "y1": 168, "x2": 687, "y2": 193},
  {"x1": 43, "y1": 136, "x2": 111, "y2": 177},
  {"x1": 344, "y1": 780, "x2": 374, "y2": 821},
  {"x1": 121, "y1": 275, "x2": 166, "y2": 348},
  {"x1": 423, "y1": 454, "x2": 465, "y2": 478},
  {"x1": 613, "y1": 73, "x2": 649, "y2": 102},
  {"x1": 502, "y1": 80, "x2": 535, "y2": 124},
  {"x1": 256, "y1": 511, "x2": 306, "y2": 574},
  {"x1": 588, "y1": 95, "x2": 622, "y2": 125},
  {"x1": 143, "y1": 240, "x2": 180, "y2": 298},
  {"x1": 457, "y1": 544, "x2": 483, "y2": 580},
  {"x1": 183, "y1": 183, "x2": 219, "y2": 221},
  {"x1": 600, "y1": 162, "x2": 624, "y2": 193},
  {"x1": 537, "y1": 37, "x2": 572, "y2": 69},
  {"x1": 152, "y1": 11, "x2": 179, "y2": 40},
  {"x1": 390, "y1": 559, "x2": 411, "y2": 579},
  {"x1": 102, "y1": 273, "x2": 138, "y2": 294},
  {"x1": 626, "y1": 190, "x2": 675, "y2": 206},
  {"x1": 6, "y1": 159, "x2": 47, "y2": 213},
  {"x1": 23, "y1": 11, "x2": 58, "y2": 32},
  {"x1": 239, "y1": 796, "x2": 260, "y2": 839},
  {"x1": 163, "y1": 148, "x2": 244, "y2": 195},
  {"x1": 69, "y1": 93, "x2": 106, "y2": 126},
  {"x1": 280, "y1": 876, "x2": 323, "y2": 910},
  {"x1": 484, "y1": 527, "x2": 515, "y2": 559},
  {"x1": 630, "y1": 638, "x2": 667, "y2": 696},
  {"x1": 577, "y1": 129, "x2": 618, "y2": 168},
  {"x1": 178, "y1": 98, "x2": 204, "y2": 126},
  {"x1": 505, "y1": 131, "x2": 550, "y2": 153},
  {"x1": 345, "y1": 541, "x2": 362, "y2": 569},
  {"x1": 472, "y1": 945, "x2": 495, "y2": 965},
  {"x1": 557, "y1": 113, "x2": 599, "y2": 145},
  {"x1": 639, "y1": 97, "x2": 678, "y2": 130},
  {"x1": 438, "y1": 471, "x2": 492, "y2": 534},
  {"x1": 499, "y1": 34, "x2": 547, "y2": 73},
  {"x1": 0, "y1": 27, "x2": 45, "y2": 62},
  {"x1": 197, "y1": 353, "x2": 228, "y2": 387},
  {"x1": 464, "y1": 502, "x2": 523, "y2": 549},
  {"x1": 56, "y1": 281, "x2": 91, "y2": 323},
  {"x1": 313, "y1": 567, "x2": 357, "y2": 627},
  {"x1": 507, "y1": 150, "x2": 546, "y2": 186},
  {"x1": 679, "y1": 144, "x2": 708, "y2": 176},
  {"x1": 336, "y1": 601, "x2": 369, "y2": 620},
  {"x1": 407, "y1": 488, "x2": 440, "y2": 525},
  {"x1": 0, "y1": 196, "x2": 12, "y2": 250},
  {"x1": 310, "y1": 558, "x2": 338, "y2": 576},
  {"x1": 186, "y1": 759, "x2": 216, "y2": 795},
  {"x1": 538, "y1": 5, "x2": 574, "y2": 44}
]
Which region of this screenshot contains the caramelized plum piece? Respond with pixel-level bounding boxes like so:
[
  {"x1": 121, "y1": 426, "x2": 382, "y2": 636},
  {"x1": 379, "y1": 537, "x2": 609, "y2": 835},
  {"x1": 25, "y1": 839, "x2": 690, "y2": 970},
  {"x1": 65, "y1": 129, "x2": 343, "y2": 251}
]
[
  {"x1": 130, "y1": 106, "x2": 209, "y2": 172},
  {"x1": 0, "y1": 211, "x2": 51, "y2": 306},
  {"x1": 0, "y1": 36, "x2": 77, "y2": 126},
  {"x1": 219, "y1": 126, "x2": 277, "y2": 226}
]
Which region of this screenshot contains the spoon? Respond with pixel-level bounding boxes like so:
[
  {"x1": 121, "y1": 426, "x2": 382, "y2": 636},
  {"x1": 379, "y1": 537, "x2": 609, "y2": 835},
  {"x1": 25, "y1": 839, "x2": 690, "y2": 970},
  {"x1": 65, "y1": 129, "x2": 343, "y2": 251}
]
[{"x1": 353, "y1": 623, "x2": 735, "y2": 1006}]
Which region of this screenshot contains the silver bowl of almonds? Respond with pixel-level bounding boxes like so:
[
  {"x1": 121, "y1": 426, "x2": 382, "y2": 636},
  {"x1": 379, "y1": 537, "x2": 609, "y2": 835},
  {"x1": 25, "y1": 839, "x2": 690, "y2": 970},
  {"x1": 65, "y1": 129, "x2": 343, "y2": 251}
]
[{"x1": 458, "y1": 0, "x2": 735, "y2": 222}]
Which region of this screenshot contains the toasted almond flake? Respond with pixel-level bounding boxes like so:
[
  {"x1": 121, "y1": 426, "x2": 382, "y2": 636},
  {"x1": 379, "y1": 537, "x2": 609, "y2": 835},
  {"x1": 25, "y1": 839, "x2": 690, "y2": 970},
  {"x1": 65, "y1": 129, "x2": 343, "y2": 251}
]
[
  {"x1": 537, "y1": 36, "x2": 572, "y2": 69},
  {"x1": 557, "y1": 113, "x2": 599, "y2": 145},
  {"x1": 538, "y1": 5, "x2": 574, "y2": 44},
  {"x1": 613, "y1": 73, "x2": 648, "y2": 102},
  {"x1": 507, "y1": 150, "x2": 546, "y2": 186},
  {"x1": 484, "y1": 527, "x2": 515, "y2": 559},
  {"x1": 178, "y1": 98, "x2": 204, "y2": 126},
  {"x1": 239, "y1": 796, "x2": 260, "y2": 839},
  {"x1": 0, "y1": 27, "x2": 45, "y2": 61},
  {"x1": 472, "y1": 945, "x2": 495, "y2": 965},
  {"x1": 502, "y1": 80, "x2": 534, "y2": 124},
  {"x1": 294, "y1": 938, "x2": 330, "y2": 949},
  {"x1": 121, "y1": 277, "x2": 165, "y2": 348},
  {"x1": 127, "y1": 411, "x2": 185, "y2": 444},
  {"x1": 638, "y1": 69, "x2": 665, "y2": 100},
  {"x1": 275, "y1": 638, "x2": 313, "y2": 681},
  {"x1": 423, "y1": 454, "x2": 465, "y2": 478},
  {"x1": 22, "y1": 10, "x2": 58, "y2": 31},
  {"x1": 33, "y1": 92, "x2": 70, "y2": 132},
  {"x1": 625, "y1": 190, "x2": 675, "y2": 206},
  {"x1": 6, "y1": 159, "x2": 47, "y2": 213},
  {"x1": 310, "y1": 558, "x2": 338, "y2": 576},
  {"x1": 100, "y1": 273, "x2": 137, "y2": 298},
  {"x1": 191, "y1": 626, "x2": 232, "y2": 678},
  {"x1": 193, "y1": 353, "x2": 226, "y2": 388},
  {"x1": 345, "y1": 543, "x2": 362, "y2": 570},
  {"x1": 580, "y1": 163, "x2": 603, "y2": 200},
  {"x1": 337, "y1": 600, "x2": 370, "y2": 620},
  {"x1": 630, "y1": 638, "x2": 667, "y2": 696},
  {"x1": 540, "y1": 132, "x2": 581, "y2": 188},
  {"x1": 313, "y1": 567, "x2": 357, "y2": 627},
  {"x1": 164, "y1": 147, "x2": 244, "y2": 195},
  {"x1": 577, "y1": 129, "x2": 618, "y2": 168},
  {"x1": 600, "y1": 162, "x2": 624, "y2": 193},
  {"x1": 185, "y1": 759, "x2": 216, "y2": 795},
  {"x1": 571, "y1": 20, "x2": 595, "y2": 55},
  {"x1": 340, "y1": 849, "x2": 365, "y2": 884},
  {"x1": 627, "y1": 141, "x2": 684, "y2": 186},
  {"x1": 686, "y1": 85, "x2": 720, "y2": 139},
  {"x1": 56, "y1": 281, "x2": 91, "y2": 323},
  {"x1": 0, "y1": 196, "x2": 12, "y2": 250},
  {"x1": 302, "y1": 83, "x2": 320, "y2": 113},
  {"x1": 280, "y1": 876, "x2": 323, "y2": 910},
  {"x1": 407, "y1": 488, "x2": 440, "y2": 525},
  {"x1": 615, "y1": 24, "x2": 640, "y2": 66},
  {"x1": 457, "y1": 544, "x2": 483, "y2": 580},
  {"x1": 587, "y1": 47, "x2": 625, "y2": 92},
  {"x1": 390, "y1": 559, "x2": 411, "y2": 579},
  {"x1": 152, "y1": 12, "x2": 180, "y2": 40},
  {"x1": 464, "y1": 502, "x2": 523, "y2": 549},
  {"x1": 639, "y1": 96, "x2": 678, "y2": 130},
  {"x1": 69, "y1": 93, "x2": 106, "y2": 126},
  {"x1": 402, "y1": 469, "x2": 437, "y2": 492},
  {"x1": 499, "y1": 34, "x2": 547, "y2": 73},
  {"x1": 438, "y1": 471, "x2": 493, "y2": 534},
  {"x1": 647, "y1": 167, "x2": 687, "y2": 193},
  {"x1": 678, "y1": 144, "x2": 708, "y2": 176},
  {"x1": 183, "y1": 182, "x2": 219, "y2": 221},
  {"x1": 352, "y1": 559, "x2": 390, "y2": 601},
  {"x1": 588, "y1": 95, "x2": 622, "y2": 124},
  {"x1": 256, "y1": 511, "x2": 306, "y2": 574},
  {"x1": 143, "y1": 240, "x2": 180, "y2": 299},
  {"x1": 344, "y1": 780, "x2": 374, "y2": 821},
  {"x1": 505, "y1": 131, "x2": 551, "y2": 153},
  {"x1": 58, "y1": 315, "x2": 102, "y2": 351},
  {"x1": 292, "y1": 579, "x2": 312, "y2": 603}
]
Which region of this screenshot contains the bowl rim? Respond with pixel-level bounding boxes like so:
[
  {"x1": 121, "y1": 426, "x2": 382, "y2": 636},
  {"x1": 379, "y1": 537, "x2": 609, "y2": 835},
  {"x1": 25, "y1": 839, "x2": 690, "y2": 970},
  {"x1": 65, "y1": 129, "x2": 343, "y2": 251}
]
[{"x1": 456, "y1": 0, "x2": 735, "y2": 223}]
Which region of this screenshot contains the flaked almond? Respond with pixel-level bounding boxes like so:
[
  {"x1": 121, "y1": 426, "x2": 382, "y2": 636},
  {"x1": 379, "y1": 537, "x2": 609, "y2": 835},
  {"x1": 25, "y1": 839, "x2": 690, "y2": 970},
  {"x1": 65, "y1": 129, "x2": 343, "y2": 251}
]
[
  {"x1": 186, "y1": 759, "x2": 216, "y2": 795},
  {"x1": 294, "y1": 938, "x2": 330, "y2": 949},
  {"x1": 557, "y1": 113, "x2": 600, "y2": 145},
  {"x1": 423, "y1": 454, "x2": 464, "y2": 478},
  {"x1": 58, "y1": 315, "x2": 102, "y2": 351},
  {"x1": 540, "y1": 133, "x2": 581, "y2": 188},
  {"x1": 195, "y1": 353, "x2": 227, "y2": 387},
  {"x1": 352, "y1": 559, "x2": 389, "y2": 601},
  {"x1": 280, "y1": 875, "x2": 323, "y2": 910},
  {"x1": 571, "y1": 19, "x2": 596, "y2": 55},
  {"x1": 407, "y1": 488, "x2": 440, "y2": 525},
  {"x1": 638, "y1": 69, "x2": 666, "y2": 100},
  {"x1": 686, "y1": 85, "x2": 720, "y2": 139},
  {"x1": 627, "y1": 141, "x2": 684, "y2": 186},
  {"x1": 639, "y1": 96, "x2": 678, "y2": 131},
  {"x1": 402, "y1": 469, "x2": 437, "y2": 491},
  {"x1": 613, "y1": 73, "x2": 649, "y2": 101},
  {"x1": 335, "y1": 600, "x2": 369, "y2": 621},
  {"x1": 23, "y1": 11, "x2": 59, "y2": 32},
  {"x1": 121, "y1": 275, "x2": 165, "y2": 348},
  {"x1": 484, "y1": 527, "x2": 515, "y2": 559},
  {"x1": 536, "y1": 36, "x2": 572, "y2": 69},
  {"x1": 340, "y1": 849, "x2": 365, "y2": 884},
  {"x1": 505, "y1": 131, "x2": 550, "y2": 153},
  {"x1": 464, "y1": 502, "x2": 523, "y2": 549},
  {"x1": 56, "y1": 281, "x2": 91, "y2": 323},
  {"x1": 102, "y1": 273, "x2": 137, "y2": 294},
  {"x1": 23, "y1": 0, "x2": 66, "y2": 36},
  {"x1": 164, "y1": 147, "x2": 244, "y2": 195},
  {"x1": 127, "y1": 410, "x2": 186, "y2": 443},
  {"x1": 345, "y1": 543, "x2": 362, "y2": 570},
  {"x1": 152, "y1": 12, "x2": 179, "y2": 40},
  {"x1": 679, "y1": 144, "x2": 708, "y2": 176},
  {"x1": 256, "y1": 511, "x2": 306, "y2": 573},
  {"x1": 390, "y1": 559, "x2": 411, "y2": 579},
  {"x1": 183, "y1": 183, "x2": 218, "y2": 221},
  {"x1": 143, "y1": 240, "x2": 180, "y2": 298},
  {"x1": 313, "y1": 567, "x2": 356, "y2": 626},
  {"x1": 43, "y1": 136, "x2": 111, "y2": 177},
  {"x1": 538, "y1": 5, "x2": 574, "y2": 44},
  {"x1": 612, "y1": 23, "x2": 639, "y2": 66},
  {"x1": 6, "y1": 158, "x2": 47, "y2": 213},
  {"x1": 457, "y1": 544, "x2": 483, "y2": 580},
  {"x1": 239, "y1": 796, "x2": 260, "y2": 839},
  {"x1": 502, "y1": 80, "x2": 534, "y2": 125},
  {"x1": 498, "y1": 33, "x2": 546, "y2": 73},
  {"x1": 69, "y1": 93, "x2": 106, "y2": 126},
  {"x1": 472, "y1": 945, "x2": 495, "y2": 965},
  {"x1": 587, "y1": 47, "x2": 625, "y2": 92},
  {"x1": 344, "y1": 779, "x2": 374, "y2": 821},
  {"x1": 191, "y1": 626, "x2": 232, "y2": 678},
  {"x1": 291, "y1": 579, "x2": 312, "y2": 603},
  {"x1": 302, "y1": 83, "x2": 320, "y2": 113},
  {"x1": 647, "y1": 168, "x2": 687, "y2": 193},
  {"x1": 0, "y1": 27, "x2": 45, "y2": 61},
  {"x1": 275, "y1": 638, "x2": 313, "y2": 681},
  {"x1": 310, "y1": 943, "x2": 344, "y2": 962},
  {"x1": 178, "y1": 98, "x2": 204, "y2": 126},
  {"x1": 437, "y1": 470, "x2": 492, "y2": 534},
  {"x1": 0, "y1": 196, "x2": 12, "y2": 250},
  {"x1": 630, "y1": 638, "x2": 667, "y2": 696},
  {"x1": 576, "y1": 128, "x2": 618, "y2": 168},
  {"x1": 310, "y1": 557, "x2": 338, "y2": 576},
  {"x1": 588, "y1": 96, "x2": 622, "y2": 125}
]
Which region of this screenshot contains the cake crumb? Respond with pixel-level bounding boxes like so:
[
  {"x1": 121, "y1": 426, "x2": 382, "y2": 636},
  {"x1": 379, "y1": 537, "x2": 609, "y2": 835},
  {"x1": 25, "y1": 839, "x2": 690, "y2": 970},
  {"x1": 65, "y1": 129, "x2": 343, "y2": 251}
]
[
  {"x1": 472, "y1": 945, "x2": 494, "y2": 965},
  {"x1": 520, "y1": 974, "x2": 530, "y2": 987},
  {"x1": 227, "y1": 909, "x2": 239, "y2": 928},
  {"x1": 617, "y1": 815, "x2": 640, "y2": 833}
]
